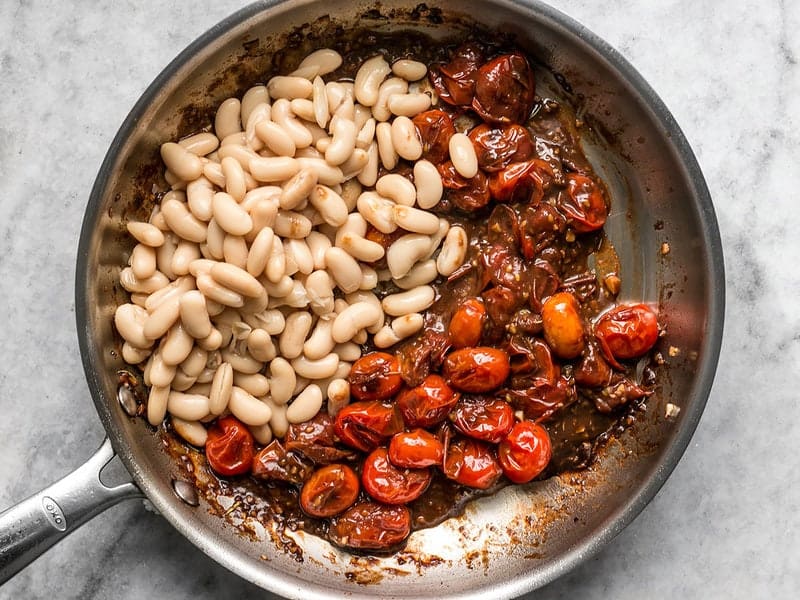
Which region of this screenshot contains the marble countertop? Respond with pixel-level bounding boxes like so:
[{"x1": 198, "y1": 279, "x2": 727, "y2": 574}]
[{"x1": 1, "y1": 1, "x2": 797, "y2": 598}]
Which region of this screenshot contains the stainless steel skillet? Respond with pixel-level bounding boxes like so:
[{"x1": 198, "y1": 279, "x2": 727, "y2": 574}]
[{"x1": 0, "y1": 1, "x2": 724, "y2": 597}]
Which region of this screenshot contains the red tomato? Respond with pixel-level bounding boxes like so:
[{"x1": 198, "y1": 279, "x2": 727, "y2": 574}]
[
  {"x1": 333, "y1": 401, "x2": 404, "y2": 452},
  {"x1": 498, "y1": 421, "x2": 552, "y2": 484},
  {"x1": 412, "y1": 109, "x2": 456, "y2": 164},
  {"x1": 541, "y1": 292, "x2": 585, "y2": 359},
  {"x1": 329, "y1": 502, "x2": 412, "y2": 551},
  {"x1": 437, "y1": 161, "x2": 491, "y2": 211},
  {"x1": 348, "y1": 352, "x2": 403, "y2": 402},
  {"x1": 299, "y1": 464, "x2": 360, "y2": 518},
  {"x1": 559, "y1": 173, "x2": 608, "y2": 233},
  {"x1": 450, "y1": 398, "x2": 515, "y2": 443},
  {"x1": 251, "y1": 440, "x2": 313, "y2": 485},
  {"x1": 594, "y1": 304, "x2": 659, "y2": 363},
  {"x1": 362, "y1": 448, "x2": 432, "y2": 504},
  {"x1": 443, "y1": 437, "x2": 503, "y2": 489},
  {"x1": 468, "y1": 123, "x2": 534, "y2": 172},
  {"x1": 472, "y1": 52, "x2": 536, "y2": 124},
  {"x1": 388, "y1": 429, "x2": 444, "y2": 469},
  {"x1": 205, "y1": 416, "x2": 254, "y2": 477},
  {"x1": 396, "y1": 374, "x2": 460, "y2": 428},
  {"x1": 428, "y1": 42, "x2": 484, "y2": 106},
  {"x1": 449, "y1": 297, "x2": 486, "y2": 349},
  {"x1": 442, "y1": 347, "x2": 511, "y2": 393},
  {"x1": 574, "y1": 341, "x2": 612, "y2": 388},
  {"x1": 488, "y1": 159, "x2": 551, "y2": 204}
]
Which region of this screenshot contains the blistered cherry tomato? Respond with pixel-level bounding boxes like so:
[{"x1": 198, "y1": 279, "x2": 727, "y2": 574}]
[
  {"x1": 412, "y1": 109, "x2": 456, "y2": 164},
  {"x1": 468, "y1": 123, "x2": 534, "y2": 172},
  {"x1": 488, "y1": 159, "x2": 551, "y2": 204},
  {"x1": 205, "y1": 416, "x2": 254, "y2": 477},
  {"x1": 438, "y1": 161, "x2": 491, "y2": 211},
  {"x1": 443, "y1": 438, "x2": 503, "y2": 489},
  {"x1": 396, "y1": 374, "x2": 460, "y2": 428},
  {"x1": 251, "y1": 440, "x2": 313, "y2": 484},
  {"x1": 594, "y1": 304, "x2": 659, "y2": 362},
  {"x1": 442, "y1": 347, "x2": 511, "y2": 393},
  {"x1": 329, "y1": 502, "x2": 412, "y2": 551},
  {"x1": 362, "y1": 447, "x2": 432, "y2": 504},
  {"x1": 449, "y1": 297, "x2": 486, "y2": 349},
  {"x1": 574, "y1": 341, "x2": 612, "y2": 388},
  {"x1": 348, "y1": 352, "x2": 403, "y2": 402},
  {"x1": 388, "y1": 429, "x2": 444, "y2": 469},
  {"x1": 498, "y1": 421, "x2": 552, "y2": 484},
  {"x1": 299, "y1": 464, "x2": 360, "y2": 518},
  {"x1": 334, "y1": 401, "x2": 404, "y2": 452},
  {"x1": 428, "y1": 42, "x2": 484, "y2": 106},
  {"x1": 451, "y1": 398, "x2": 515, "y2": 443},
  {"x1": 472, "y1": 52, "x2": 536, "y2": 124},
  {"x1": 541, "y1": 292, "x2": 585, "y2": 359},
  {"x1": 559, "y1": 173, "x2": 608, "y2": 233}
]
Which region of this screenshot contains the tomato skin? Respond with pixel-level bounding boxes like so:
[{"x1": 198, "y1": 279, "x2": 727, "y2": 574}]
[
  {"x1": 450, "y1": 398, "x2": 515, "y2": 443},
  {"x1": 443, "y1": 438, "x2": 503, "y2": 489},
  {"x1": 498, "y1": 421, "x2": 552, "y2": 484},
  {"x1": 362, "y1": 448, "x2": 432, "y2": 504},
  {"x1": 334, "y1": 401, "x2": 404, "y2": 452},
  {"x1": 541, "y1": 292, "x2": 585, "y2": 359},
  {"x1": 251, "y1": 440, "x2": 314, "y2": 485},
  {"x1": 472, "y1": 53, "x2": 536, "y2": 124},
  {"x1": 449, "y1": 297, "x2": 486, "y2": 349},
  {"x1": 468, "y1": 123, "x2": 534, "y2": 172},
  {"x1": 348, "y1": 352, "x2": 403, "y2": 402},
  {"x1": 594, "y1": 304, "x2": 659, "y2": 362},
  {"x1": 559, "y1": 173, "x2": 608, "y2": 233},
  {"x1": 205, "y1": 416, "x2": 254, "y2": 477},
  {"x1": 442, "y1": 347, "x2": 511, "y2": 393},
  {"x1": 429, "y1": 42, "x2": 484, "y2": 107},
  {"x1": 413, "y1": 109, "x2": 456, "y2": 164},
  {"x1": 488, "y1": 159, "x2": 551, "y2": 204},
  {"x1": 388, "y1": 429, "x2": 444, "y2": 468},
  {"x1": 299, "y1": 464, "x2": 360, "y2": 518},
  {"x1": 438, "y1": 161, "x2": 491, "y2": 212},
  {"x1": 396, "y1": 374, "x2": 459, "y2": 428},
  {"x1": 329, "y1": 502, "x2": 412, "y2": 551}
]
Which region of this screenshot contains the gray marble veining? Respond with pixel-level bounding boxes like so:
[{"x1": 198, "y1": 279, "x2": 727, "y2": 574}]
[{"x1": 1, "y1": 1, "x2": 799, "y2": 598}]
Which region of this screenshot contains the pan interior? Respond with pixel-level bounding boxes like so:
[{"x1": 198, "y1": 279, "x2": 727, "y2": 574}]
[{"x1": 76, "y1": 1, "x2": 722, "y2": 598}]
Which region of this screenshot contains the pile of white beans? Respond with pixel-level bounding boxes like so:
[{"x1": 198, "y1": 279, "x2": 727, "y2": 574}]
[{"x1": 114, "y1": 48, "x2": 473, "y2": 449}]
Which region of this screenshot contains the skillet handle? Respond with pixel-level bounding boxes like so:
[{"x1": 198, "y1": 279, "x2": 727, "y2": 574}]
[{"x1": 0, "y1": 437, "x2": 141, "y2": 583}]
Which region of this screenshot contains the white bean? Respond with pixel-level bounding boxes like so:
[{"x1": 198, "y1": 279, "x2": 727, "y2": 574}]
[
  {"x1": 357, "y1": 140, "x2": 379, "y2": 187},
  {"x1": 198, "y1": 328, "x2": 223, "y2": 352},
  {"x1": 122, "y1": 342, "x2": 151, "y2": 365},
  {"x1": 229, "y1": 386, "x2": 272, "y2": 426},
  {"x1": 263, "y1": 273, "x2": 292, "y2": 298},
  {"x1": 127, "y1": 222, "x2": 165, "y2": 247},
  {"x1": 390, "y1": 116, "x2": 422, "y2": 160},
  {"x1": 392, "y1": 205, "x2": 440, "y2": 235},
  {"x1": 218, "y1": 144, "x2": 260, "y2": 171},
  {"x1": 286, "y1": 384, "x2": 323, "y2": 424},
  {"x1": 114, "y1": 303, "x2": 152, "y2": 348},
  {"x1": 220, "y1": 132, "x2": 246, "y2": 147},
  {"x1": 146, "y1": 275, "x2": 195, "y2": 312},
  {"x1": 291, "y1": 353, "x2": 339, "y2": 379},
  {"x1": 221, "y1": 156, "x2": 247, "y2": 202},
  {"x1": 215, "y1": 98, "x2": 242, "y2": 140},
  {"x1": 247, "y1": 328, "x2": 276, "y2": 362},
  {"x1": 373, "y1": 325, "x2": 401, "y2": 348},
  {"x1": 305, "y1": 269, "x2": 335, "y2": 315},
  {"x1": 196, "y1": 273, "x2": 244, "y2": 308},
  {"x1": 449, "y1": 132, "x2": 479, "y2": 178},
  {"x1": 357, "y1": 191, "x2": 396, "y2": 233},
  {"x1": 437, "y1": 225, "x2": 468, "y2": 276},
  {"x1": 332, "y1": 302, "x2": 382, "y2": 343},
  {"x1": 382, "y1": 285, "x2": 435, "y2": 316},
  {"x1": 413, "y1": 159, "x2": 443, "y2": 209},
  {"x1": 249, "y1": 156, "x2": 300, "y2": 182},
  {"x1": 375, "y1": 122, "x2": 398, "y2": 170},
  {"x1": 290, "y1": 98, "x2": 316, "y2": 123},
  {"x1": 180, "y1": 346, "x2": 208, "y2": 378},
  {"x1": 392, "y1": 312, "x2": 424, "y2": 338},
  {"x1": 326, "y1": 379, "x2": 350, "y2": 416},
  {"x1": 303, "y1": 317, "x2": 336, "y2": 359},
  {"x1": 220, "y1": 348, "x2": 263, "y2": 375},
  {"x1": 386, "y1": 233, "x2": 431, "y2": 279},
  {"x1": 144, "y1": 295, "x2": 182, "y2": 340},
  {"x1": 203, "y1": 161, "x2": 226, "y2": 187},
  {"x1": 167, "y1": 391, "x2": 210, "y2": 421},
  {"x1": 334, "y1": 342, "x2": 362, "y2": 362},
  {"x1": 376, "y1": 174, "x2": 416, "y2": 207},
  {"x1": 255, "y1": 119, "x2": 296, "y2": 157},
  {"x1": 393, "y1": 258, "x2": 438, "y2": 290},
  {"x1": 372, "y1": 77, "x2": 408, "y2": 122},
  {"x1": 223, "y1": 234, "x2": 248, "y2": 269},
  {"x1": 392, "y1": 59, "x2": 427, "y2": 81},
  {"x1": 233, "y1": 371, "x2": 270, "y2": 397},
  {"x1": 337, "y1": 232, "x2": 384, "y2": 263},
  {"x1": 309, "y1": 185, "x2": 348, "y2": 227},
  {"x1": 161, "y1": 323, "x2": 194, "y2": 365},
  {"x1": 285, "y1": 239, "x2": 314, "y2": 275},
  {"x1": 325, "y1": 117, "x2": 357, "y2": 166},
  {"x1": 186, "y1": 176, "x2": 215, "y2": 222},
  {"x1": 425, "y1": 218, "x2": 451, "y2": 259},
  {"x1": 306, "y1": 231, "x2": 332, "y2": 270},
  {"x1": 354, "y1": 55, "x2": 391, "y2": 107},
  {"x1": 324, "y1": 247, "x2": 362, "y2": 294},
  {"x1": 119, "y1": 267, "x2": 170, "y2": 295},
  {"x1": 171, "y1": 369, "x2": 197, "y2": 393},
  {"x1": 171, "y1": 241, "x2": 200, "y2": 276},
  {"x1": 345, "y1": 290, "x2": 384, "y2": 334},
  {"x1": 388, "y1": 92, "x2": 431, "y2": 117},
  {"x1": 160, "y1": 197, "x2": 207, "y2": 243},
  {"x1": 171, "y1": 417, "x2": 208, "y2": 447},
  {"x1": 272, "y1": 98, "x2": 313, "y2": 148},
  {"x1": 295, "y1": 157, "x2": 344, "y2": 186},
  {"x1": 268, "y1": 357, "x2": 296, "y2": 405},
  {"x1": 241, "y1": 85, "x2": 270, "y2": 126},
  {"x1": 267, "y1": 76, "x2": 313, "y2": 100},
  {"x1": 179, "y1": 132, "x2": 220, "y2": 157},
  {"x1": 310, "y1": 75, "x2": 330, "y2": 128},
  {"x1": 273, "y1": 210, "x2": 312, "y2": 239},
  {"x1": 279, "y1": 167, "x2": 317, "y2": 209},
  {"x1": 246, "y1": 227, "x2": 275, "y2": 277},
  {"x1": 355, "y1": 117, "x2": 376, "y2": 150},
  {"x1": 279, "y1": 311, "x2": 313, "y2": 359},
  {"x1": 203, "y1": 219, "x2": 225, "y2": 260},
  {"x1": 147, "y1": 386, "x2": 170, "y2": 426},
  {"x1": 160, "y1": 142, "x2": 203, "y2": 181},
  {"x1": 298, "y1": 48, "x2": 342, "y2": 76}
]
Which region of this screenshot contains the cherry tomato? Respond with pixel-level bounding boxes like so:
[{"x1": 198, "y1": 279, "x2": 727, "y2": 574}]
[
  {"x1": 348, "y1": 352, "x2": 403, "y2": 402},
  {"x1": 468, "y1": 123, "x2": 534, "y2": 172},
  {"x1": 299, "y1": 463, "x2": 360, "y2": 518},
  {"x1": 574, "y1": 341, "x2": 612, "y2": 388},
  {"x1": 472, "y1": 52, "x2": 536, "y2": 124},
  {"x1": 449, "y1": 297, "x2": 486, "y2": 349},
  {"x1": 334, "y1": 401, "x2": 404, "y2": 452},
  {"x1": 451, "y1": 398, "x2": 515, "y2": 443},
  {"x1": 442, "y1": 347, "x2": 511, "y2": 393},
  {"x1": 396, "y1": 374, "x2": 459, "y2": 428},
  {"x1": 429, "y1": 42, "x2": 484, "y2": 106},
  {"x1": 520, "y1": 203, "x2": 566, "y2": 259},
  {"x1": 541, "y1": 292, "x2": 585, "y2": 359},
  {"x1": 498, "y1": 421, "x2": 552, "y2": 484},
  {"x1": 438, "y1": 161, "x2": 491, "y2": 211},
  {"x1": 329, "y1": 502, "x2": 412, "y2": 551},
  {"x1": 285, "y1": 413, "x2": 357, "y2": 464},
  {"x1": 362, "y1": 447, "x2": 432, "y2": 504},
  {"x1": 506, "y1": 375, "x2": 575, "y2": 421},
  {"x1": 251, "y1": 440, "x2": 313, "y2": 485},
  {"x1": 443, "y1": 437, "x2": 503, "y2": 489},
  {"x1": 559, "y1": 173, "x2": 608, "y2": 233},
  {"x1": 488, "y1": 159, "x2": 551, "y2": 204},
  {"x1": 388, "y1": 429, "x2": 444, "y2": 469},
  {"x1": 594, "y1": 304, "x2": 659, "y2": 363},
  {"x1": 412, "y1": 109, "x2": 456, "y2": 164},
  {"x1": 205, "y1": 416, "x2": 254, "y2": 477}
]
